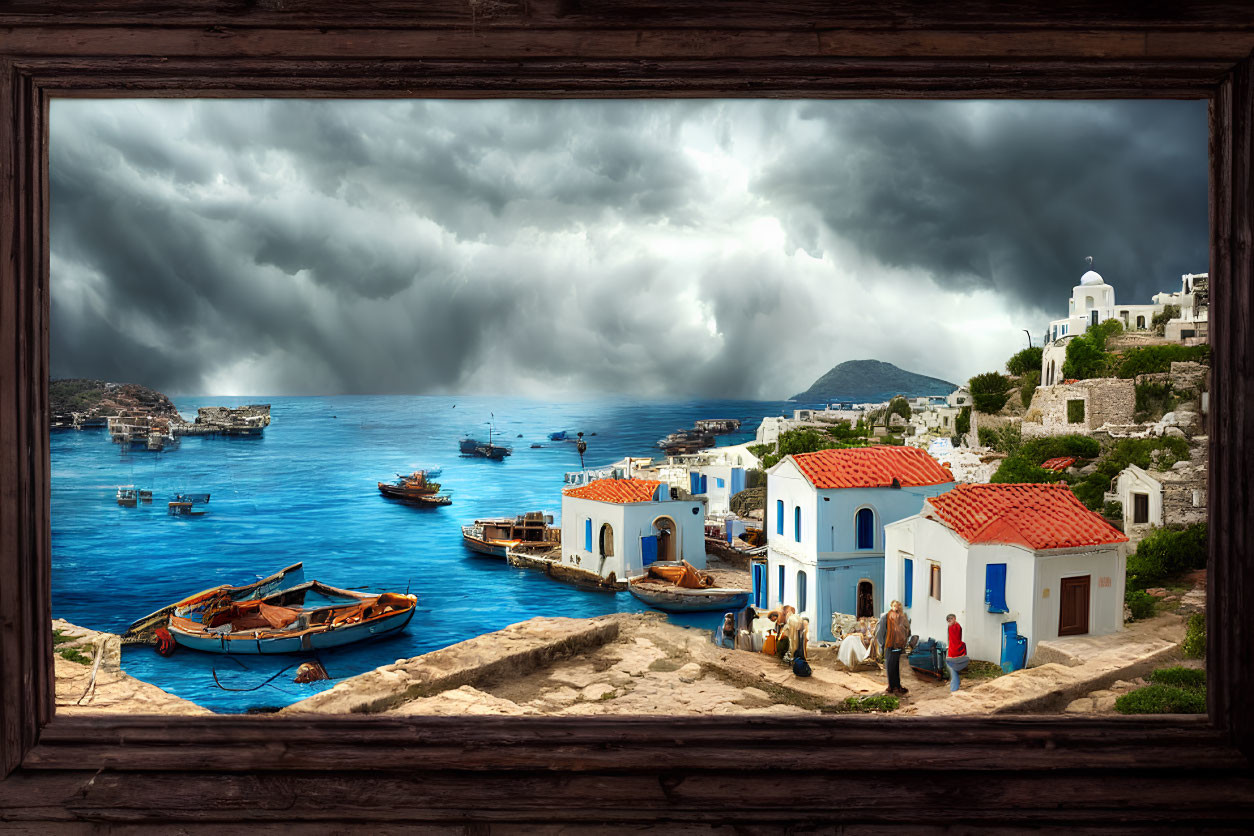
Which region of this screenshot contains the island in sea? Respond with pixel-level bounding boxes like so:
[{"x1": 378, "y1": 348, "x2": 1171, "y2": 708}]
[{"x1": 791, "y1": 359, "x2": 956, "y2": 403}]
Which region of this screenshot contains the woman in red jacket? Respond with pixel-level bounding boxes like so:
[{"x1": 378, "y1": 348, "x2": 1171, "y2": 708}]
[{"x1": 945, "y1": 614, "x2": 969, "y2": 693}]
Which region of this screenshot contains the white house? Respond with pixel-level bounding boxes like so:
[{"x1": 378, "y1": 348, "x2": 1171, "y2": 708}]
[
  {"x1": 883, "y1": 483, "x2": 1129, "y2": 666},
  {"x1": 766, "y1": 445, "x2": 957, "y2": 642},
  {"x1": 1105, "y1": 464, "x2": 1163, "y2": 539},
  {"x1": 560, "y1": 478, "x2": 706, "y2": 585}
]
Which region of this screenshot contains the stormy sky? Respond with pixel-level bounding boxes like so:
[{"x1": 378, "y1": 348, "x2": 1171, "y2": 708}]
[{"x1": 49, "y1": 99, "x2": 1207, "y2": 399}]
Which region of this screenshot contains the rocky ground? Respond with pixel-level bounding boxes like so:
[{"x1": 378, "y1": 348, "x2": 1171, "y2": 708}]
[{"x1": 52, "y1": 619, "x2": 209, "y2": 716}]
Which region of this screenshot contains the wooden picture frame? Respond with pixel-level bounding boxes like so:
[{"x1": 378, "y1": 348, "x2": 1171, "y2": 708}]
[{"x1": 3, "y1": 2, "x2": 1253, "y2": 828}]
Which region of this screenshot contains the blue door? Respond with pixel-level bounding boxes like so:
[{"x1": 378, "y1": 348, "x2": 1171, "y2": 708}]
[
  {"x1": 751, "y1": 563, "x2": 766, "y2": 608},
  {"x1": 641, "y1": 536, "x2": 658, "y2": 567}
]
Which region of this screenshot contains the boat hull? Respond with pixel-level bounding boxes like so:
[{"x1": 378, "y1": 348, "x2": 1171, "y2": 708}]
[
  {"x1": 169, "y1": 606, "x2": 415, "y2": 654},
  {"x1": 125, "y1": 563, "x2": 306, "y2": 638},
  {"x1": 462, "y1": 535, "x2": 513, "y2": 558},
  {"x1": 628, "y1": 585, "x2": 751, "y2": 613}
]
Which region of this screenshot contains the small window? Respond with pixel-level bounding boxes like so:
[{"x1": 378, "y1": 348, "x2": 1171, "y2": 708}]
[
  {"x1": 797, "y1": 570, "x2": 807, "y2": 611},
  {"x1": 1133, "y1": 492, "x2": 1150, "y2": 524},
  {"x1": 903, "y1": 557, "x2": 914, "y2": 608},
  {"x1": 584, "y1": 518, "x2": 592, "y2": 552},
  {"x1": 1067, "y1": 399, "x2": 1086, "y2": 424},
  {"x1": 856, "y1": 508, "x2": 875, "y2": 550},
  {"x1": 929, "y1": 563, "x2": 941, "y2": 600},
  {"x1": 715, "y1": 477, "x2": 725, "y2": 488},
  {"x1": 794, "y1": 506, "x2": 801, "y2": 542},
  {"x1": 776, "y1": 500, "x2": 784, "y2": 535}
]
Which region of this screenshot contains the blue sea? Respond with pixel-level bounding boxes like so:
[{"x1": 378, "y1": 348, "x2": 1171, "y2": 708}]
[{"x1": 50, "y1": 395, "x2": 798, "y2": 713}]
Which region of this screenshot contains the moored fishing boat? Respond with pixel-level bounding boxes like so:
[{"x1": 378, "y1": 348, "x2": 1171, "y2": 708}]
[
  {"x1": 124, "y1": 562, "x2": 306, "y2": 641},
  {"x1": 116, "y1": 485, "x2": 138, "y2": 507},
  {"x1": 164, "y1": 580, "x2": 418, "y2": 654},
  {"x1": 462, "y1": 511, "x2": 559, "y2": 558},
  {"x1": 377, "y1": 470, "x2": 450, "y2": 505},
  {"x1": 169, "y1": 492, "x2": 210, "y2": 516},
  {"x1": 628, "y1": 560, "x2": 750, "y2": 613}
]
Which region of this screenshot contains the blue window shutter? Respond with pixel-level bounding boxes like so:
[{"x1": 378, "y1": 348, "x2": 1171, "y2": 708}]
[
  {"x1": 752, "y1": 563, "x2": 766, "y2": 608},
  {"x1": 776, "y1": 500, "x2": 784, "y2": 535},
  {"x1": 794, "y1": 506, "x2": 801, "y2": 542},
  {"x1": 985, "y1": 563, "x2": 1009, "y2": 613},
  {"x1": 690, "y1": 472, "x2": 700, "y2": 494},
  {"x1": 778, "y1": 565, "x2": 785, "y2": 602},
  {"x1": 715, "y1": 477, "x2": 725, "y2": 488},
  {"x1": 699, "y1": 475, "x2": 708, "y2": 494},
  {"x1": 797, "y1": 571, "x2": 807, "y2": 610},
  {"x1": 584, "y1": 519, "x2": 592, "y2": 552},
  {"x1": 904, "y1": 558, "x2": 914, "y2": 608},
  {"x1": 731, "y1": 468, "x2": 745, "y2": 495}
]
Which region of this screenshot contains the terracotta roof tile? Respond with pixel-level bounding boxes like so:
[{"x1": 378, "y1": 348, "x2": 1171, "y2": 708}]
[
  {"x1": 924, "y1": 483, "x2": 1128, "y2": 550},
  {"x1": 1041, "y1": 456, "x2": 1078, "y2": 472},
  {"x1": 790, "y1": 446, "x2": 954, "y2": 490},
  {"x1": 563, "y1": 478, "x2": 664, "y2": 504}
]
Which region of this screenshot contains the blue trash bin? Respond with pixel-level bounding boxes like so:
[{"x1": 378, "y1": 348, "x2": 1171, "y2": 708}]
[{"x1": 1000, "y1": 621, "x2": 1028, "y2": 672}]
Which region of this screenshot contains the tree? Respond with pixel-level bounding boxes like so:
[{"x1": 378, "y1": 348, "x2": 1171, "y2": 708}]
[
  {"x1": 1151, "y1": 305, "x2": 1181, "y2": 336},
  {"x1": 1006, "y1": 346, "x2": 1044, "y2": 377},
  {"x1": 1061, "y1": 334, "x2": 1108, "y2": 380},
  {"x1": 969, "y1": 372, "x2": 1012, "y2": 413}
]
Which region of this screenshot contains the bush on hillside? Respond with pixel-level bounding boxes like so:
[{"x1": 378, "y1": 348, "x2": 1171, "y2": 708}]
[
  {"x1": 1183, "y1": 613, "x2": 1205, "y2": 659},
  {"x1": 1125, "y1": 523, "x2": 1208, "y2": 589},
  {"x1": 969, "y1": 372, "x2": 1013, "y2": 413},
  {"x1": 1125, "y1": 589, "x2": 1156, "y2": 620},
  {"x1": 1117, "y1": 344, "x2": 1209, "y2": 378},
  {"x1": 1147, "y1": 666, "x2": 1206, "y2": 690},
  {"x1": 1007, "y1": 346, "x2": 1044, "y2": 377},
  {"x1": 955, "y1": 406, "x2": 971, "y2": 437},
  {"x1": 1019, "y1": 369, "x2": 1040, "y2": 408},
  {"x1": 1134, "y1": 382, "x2": 1177, "y2": 422}
]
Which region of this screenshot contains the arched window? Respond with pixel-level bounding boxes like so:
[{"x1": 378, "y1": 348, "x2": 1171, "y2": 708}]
[
  {"x1": 794, "y1": 506, "x2": 801, "y2": 542},
  {"x1": 598, "y1": 523, "x2": 614, "y2": 557},
  {"x1": 797, "y1": 570, "x2": 807, "y2": 611},
  {"x1": 856, "y1": 508, "x2": 875, "y2": 550},
  {"x1": 777, "y1": 564, "x2": 785, "y2": 602},
  {"x1": 775, "y1": 499, "x2": 784, "y2": 535}
]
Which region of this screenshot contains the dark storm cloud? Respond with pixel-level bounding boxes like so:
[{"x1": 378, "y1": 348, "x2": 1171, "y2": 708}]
[
  {"x1": 50, "y1": 99, "x2": 1207, "y2": 398},
  {"x1": 754, "y1": 100, "x2": 1209, "y2": 316}
]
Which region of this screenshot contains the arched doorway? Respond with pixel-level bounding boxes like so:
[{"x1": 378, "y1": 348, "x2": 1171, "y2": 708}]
[
  {"x1": 857, "y1": 580, "x2": 875, "y2": 617},
  {"x1": 653, "y1": 516, "x2": 677, "y2": 562},
  {"x1": 1137, "y1": 315, "x2": 1146, "y2": 329},
  {"x1": 598, "y1": 523, "x2": 614, "y2": 558}
]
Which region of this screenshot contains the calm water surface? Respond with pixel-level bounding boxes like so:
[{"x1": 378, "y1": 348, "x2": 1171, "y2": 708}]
[{"x1": 51, "y1": 395, "x2": 798, "y2": 712}]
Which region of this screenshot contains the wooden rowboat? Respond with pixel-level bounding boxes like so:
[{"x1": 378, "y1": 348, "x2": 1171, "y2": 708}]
[
  {"x1": 628, "y1": 583, "x2": 751, "y2": 613},
  {"x1": 124, "y1": 562, "x2": 306, "y2": 641},
  {"x1": 166, "y1": 581, "x2": 417, "y2": 654}
]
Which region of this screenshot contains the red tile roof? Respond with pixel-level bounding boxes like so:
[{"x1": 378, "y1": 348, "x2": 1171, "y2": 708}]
[
  {"x1": 789, "y1": 446, "x2": 955, "y2": 490},
  {"x1": 1041, "y1": 456, "x2": 1078, "y2": 472},
  {"x1": 924, "y1": 483, "x2": 1128, "y2": 550},
  {"x1": 563, "y1": 478, "x2": 664, "y2": 504}
]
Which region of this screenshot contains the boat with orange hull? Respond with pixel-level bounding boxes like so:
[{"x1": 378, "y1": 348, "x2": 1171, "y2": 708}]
[{"x1": 378, "y1": 470, "x2": 451, "y2": 506}]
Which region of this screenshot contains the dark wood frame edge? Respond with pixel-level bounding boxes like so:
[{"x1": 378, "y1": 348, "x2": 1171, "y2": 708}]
[{"x1": 2, "y1": 9, "x2": 1253, "y2": 827}]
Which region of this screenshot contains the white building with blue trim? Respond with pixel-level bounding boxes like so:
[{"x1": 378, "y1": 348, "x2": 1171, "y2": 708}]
[{"x1": 765, "y1": 446, "x2": 956, "y2": 642}]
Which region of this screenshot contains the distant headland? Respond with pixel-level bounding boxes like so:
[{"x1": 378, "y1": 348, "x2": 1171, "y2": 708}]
[{"x1": 791, "y1": 360, "x2": 957, "y2": 403}]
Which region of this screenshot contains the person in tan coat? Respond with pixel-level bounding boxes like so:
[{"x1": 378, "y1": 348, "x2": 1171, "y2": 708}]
[{"x1": 874, "y1": 600, "x2": 911, "y2": 696}]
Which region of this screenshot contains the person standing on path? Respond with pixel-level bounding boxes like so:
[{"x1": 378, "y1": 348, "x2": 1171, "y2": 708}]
[
  {"x1": 945, "y1": 613, "x2": 969, "y2": 693},
  {"x1": 874, "y1": 600, "x2": 911, "y2": 696}
]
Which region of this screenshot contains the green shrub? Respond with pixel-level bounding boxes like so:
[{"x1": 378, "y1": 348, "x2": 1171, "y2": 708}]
[
  {"x1": 1134, "y1": 382, "x2": 1177, "y2": 421},
  {"x1": 1125, "y1": 589, "x2": 1156, "y2": 620},
  {"x1": 746, "y1": 468, "x2": 767, "y2": 490},
  {"x1": 989, "y1": 435, "x2": 1099, "y2": 485},
  {"x1": 1114, "y1": 684, "x2": 1205, "y2": 714},
  {"x1": 969, "y1": 372, "x2": 1013, "y2": 413},
  {"x1": 1118, "y1": 344, "x2": 1209, "y2": 378},
  {"x1": 1007, "y1": 346, "x2": 1044, "y2": 377},
  {"x1": 1126, "y1": 523, "x2": 1208, "y2": 588},
  {"x1": 56, "y1": 646, "x2": 93, "y2": 665},
  {"x1": 1019, "y1": 369, "x2": 1040, "y2": 408},
  {"x1": 886, "y1": 396, "x2": 912, "y2": 425},
  {"x1": 978, "y1": 427, "x2": 998, "y2": 447},
  {"x1": 1151, "y1": 305, "x2": 1181, "y2": 336},
  {"x1": 1090, "y1": 317, "x2": 1124, "y2": 350},
  {"x1": 1183, "y1": 613, "x2": 1205, "y2": 659},
  {"x1": 1147, "y1": 666, "x2": 1206, "y2": 690},
  {"x1": 1103, "y1": 500, "x2": 1123, "y2": 519},
  {"x1": 955, "y1": 406, "x2": 971, "y2": 437},
  {"x1": 841, "y1": 695, "x2": 898, "y2": 713},
  {"x1": 1061, "y1": 333, "x2": 1113, "y2": 380}
]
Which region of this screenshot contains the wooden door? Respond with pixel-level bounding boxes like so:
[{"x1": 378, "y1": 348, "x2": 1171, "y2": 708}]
[{"x1": 1058, "y1": 575, "x2": 1091, "y2": 636}]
